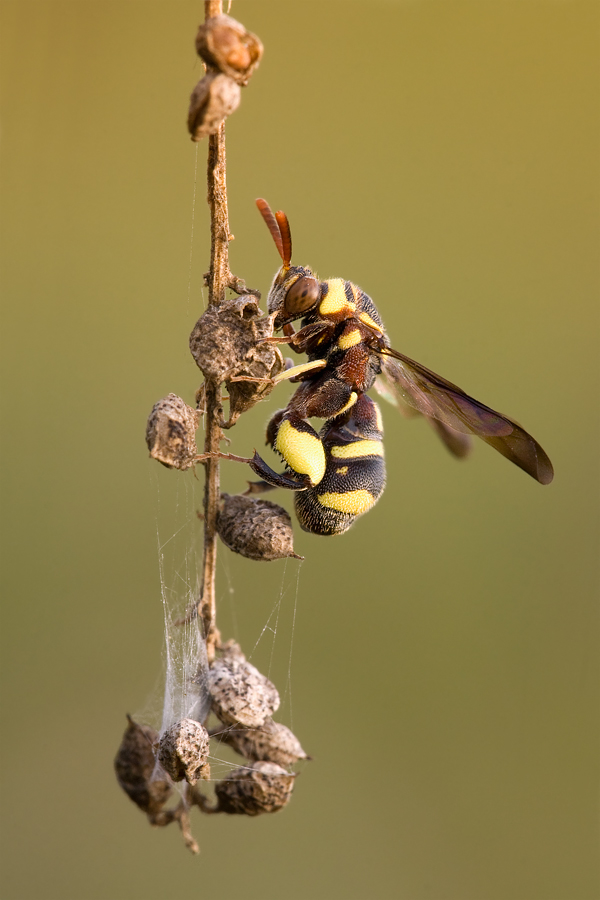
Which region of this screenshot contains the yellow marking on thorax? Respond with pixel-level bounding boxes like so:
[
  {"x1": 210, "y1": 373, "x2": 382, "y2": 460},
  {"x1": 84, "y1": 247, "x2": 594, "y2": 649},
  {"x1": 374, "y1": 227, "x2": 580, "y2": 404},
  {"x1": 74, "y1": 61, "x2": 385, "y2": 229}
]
[
  {"x1": 374, "y1": 404, "x2": 384, "y2": 433},
  {"x1": 317, "y1": 490, "x2": 376, "y2": 515},
  {"x1": 334, "y1": 391, "x2": 358, "y2": 417},
  {"x1": 319, "y1": 279, "x2": 355, "y2": 317},
  {"x1": 337, "y1": 328, "x2": 362, "y2": 350},
  {"x1": 276, "y1": 420, "x2": 326, "y2": 485},
  {"x1": 335, "y1": 466, "x2": 349, "y2": 475},
  {"x1": 358, "y1": 311, "x2": 383, "y2": 334},
  {"x1": 330, "y1": 440, "x2": 384, "y2": 459}
]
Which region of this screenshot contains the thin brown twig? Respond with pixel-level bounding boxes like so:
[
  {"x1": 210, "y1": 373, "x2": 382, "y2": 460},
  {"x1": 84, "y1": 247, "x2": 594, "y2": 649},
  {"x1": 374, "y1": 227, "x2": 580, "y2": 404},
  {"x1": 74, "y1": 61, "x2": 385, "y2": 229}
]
[{"x1": 199, "y1": 0, "x2": 231, "y2": 662}]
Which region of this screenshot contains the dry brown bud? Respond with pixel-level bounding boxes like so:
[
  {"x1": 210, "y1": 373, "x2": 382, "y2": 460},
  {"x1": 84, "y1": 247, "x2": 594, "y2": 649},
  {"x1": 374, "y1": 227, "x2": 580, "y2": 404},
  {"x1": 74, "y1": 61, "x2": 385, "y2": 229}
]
[
  {"x1": 188, "y1": 72, "x2": 240, "y2": 142},
  {"x1": 189, "y1": 295, "x2": 284, "y2": 425},
  {"x1": 215, "y1": 762, "x2": 296, "y2": 816},
  {"x1": 114, "y1": 716, "x2": 172, "y2": 816},
  {"x1": 195, "y1": 15, "x2": 263, "y2": 86},
  {"x1": 217, "y1": 493, "x2": 302, "y2": 561},
  {"x1": 208, "y1": 641, "x2": 280, "y2": 727},
  {"x1": 157, "y1": 718, "x2": 210, "y2": 786},
  {"x1": 216, "y1": 719, "x2": 309, "y2": 767},
  {"x1": 146, "y1": 393, "x2": 199, "y2": 470}
]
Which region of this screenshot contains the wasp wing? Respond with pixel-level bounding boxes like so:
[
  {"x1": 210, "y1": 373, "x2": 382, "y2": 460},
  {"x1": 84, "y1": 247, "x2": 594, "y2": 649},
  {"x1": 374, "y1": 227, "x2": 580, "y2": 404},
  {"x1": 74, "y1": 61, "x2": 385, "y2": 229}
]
[
  {"x1": 379, "y1": 350, "x2": 553, "y2": 484},
  {"x1": 374, "y1": 372, "x2": 472, "y2": 459}
]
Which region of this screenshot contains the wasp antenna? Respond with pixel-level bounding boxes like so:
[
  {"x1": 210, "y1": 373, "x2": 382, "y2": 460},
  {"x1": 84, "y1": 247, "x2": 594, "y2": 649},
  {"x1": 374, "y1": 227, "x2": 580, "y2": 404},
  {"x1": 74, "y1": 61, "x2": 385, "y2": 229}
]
[
  {"x1": 275, "y1": 210, "x2": 292, "y2": 267},
  {"x1": 256, "y1": 198, "x2": 285, "y2": 263}
]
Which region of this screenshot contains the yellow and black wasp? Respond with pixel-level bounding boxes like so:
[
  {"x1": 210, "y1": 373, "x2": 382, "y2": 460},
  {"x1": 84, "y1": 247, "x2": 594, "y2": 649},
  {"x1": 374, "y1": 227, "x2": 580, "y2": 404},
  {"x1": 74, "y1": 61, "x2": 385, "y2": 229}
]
[{"x1": 248, "y1": 199, "x2": 553, "y2": 535}]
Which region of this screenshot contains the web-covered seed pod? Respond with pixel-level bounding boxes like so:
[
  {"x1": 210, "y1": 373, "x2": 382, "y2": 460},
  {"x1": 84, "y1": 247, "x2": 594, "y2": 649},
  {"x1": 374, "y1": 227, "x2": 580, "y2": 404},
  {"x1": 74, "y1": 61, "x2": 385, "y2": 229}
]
[
  {"x1": 145, "y1": 394, "x2": 199, "y2": 470},
  {"x1": 157, "y1": 718, "x2": 210, "y2": 786},
  {"x1": 217, "y1": 494, "x2": 302, "y2": 561},
  {"x1": 215, "y1": 719, "x2": 309, "y2": 768},
  {"x1": 114, "y1": 716, "x2": 172, "y2": 816},
  {"x1": 208, "y1": 642, "x2": 280, "y2": 728},
  {"x1": 214, "y1": 762, "x2": 296, "y2": 816}
]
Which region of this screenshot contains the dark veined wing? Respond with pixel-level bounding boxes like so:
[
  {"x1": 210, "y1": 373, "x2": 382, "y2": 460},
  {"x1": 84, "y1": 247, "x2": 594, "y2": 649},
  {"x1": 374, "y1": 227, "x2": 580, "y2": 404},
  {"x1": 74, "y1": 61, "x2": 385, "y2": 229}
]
[
  {"x1": 378, "y1": 350, "x2": 553, "y2": 484},
  {"x1": 374, "y1": 373, "x2": 472, "y2": 459}
]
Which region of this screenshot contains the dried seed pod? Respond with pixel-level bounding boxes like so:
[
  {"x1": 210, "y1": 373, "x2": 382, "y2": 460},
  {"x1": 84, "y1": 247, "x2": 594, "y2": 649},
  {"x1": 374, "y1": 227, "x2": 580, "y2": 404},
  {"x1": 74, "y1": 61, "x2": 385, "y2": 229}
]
[
  {"x1": 195, "y1": 14, "x2": 263, "y2": 86},
  {"x1": 146, "y1": 393, "x2": 199, "y2": 470},
  {"x1": 225, "y1": 312, "x2": 284, "y2": 424},
  {"x1": 208, "y1": 642, "x2": 280, "y2": 728},
  {"x1": 217, "y1": 494, "x2": 302, "y2": 562},
  {"x1": 215, "y1": 762, "x2": 296, "y2": 816},
  {"x1": 216, "y1": 719, "x2": 309, "y2": 767},
  {"x1": 114, "y1": 716, "x2": 172, "y2": 816},
  {"x1": 157, "y1": 718, "x2": 210, "y2": 786},
  {"x1": 188, "y1": 72, "x2": 240, "y2": 142},
  {"x1": 189, "y1": 295, "x2": 284, "y2": 425}
]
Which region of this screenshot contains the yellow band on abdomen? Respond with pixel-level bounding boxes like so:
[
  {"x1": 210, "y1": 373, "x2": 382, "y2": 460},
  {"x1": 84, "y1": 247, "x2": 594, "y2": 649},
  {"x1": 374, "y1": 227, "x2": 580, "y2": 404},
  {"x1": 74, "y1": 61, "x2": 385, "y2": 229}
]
[
  {"x1": 317, "y1": 490, "x2": 376, "y2": 515},
  {"x1": 330, "y1": 440, "x2": 383, "y2": 459}
]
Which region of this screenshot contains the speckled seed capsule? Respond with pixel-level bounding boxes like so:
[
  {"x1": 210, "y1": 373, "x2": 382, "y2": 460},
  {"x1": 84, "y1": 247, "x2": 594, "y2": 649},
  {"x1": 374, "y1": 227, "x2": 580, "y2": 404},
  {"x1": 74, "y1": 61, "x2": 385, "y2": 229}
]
[
  {"x1": 217, "y1": 494, "x2": 303, "y2": 562},
  {"x1": 216, "y1": 719, "x2": 309, "y2": 768},
  {"x1": 189, "y1": 294, "x2": 284, "y2": 424},
  {"x1": 146, "y1": 394, "x2": 199, "y2": 470},
  {"x1": 195, "y1": 15, "x2": 263, "y2": 86},
  {"x1": 208, "y1": 642, "x2": 280, "y2": 728},
  {"x1": 188, "y1": 72, "x2": 240, "y2": 141},
  {"x1": 114, "y1": 716, "x2": 172, "y2": 815},
  {"x1": 215, "y1": 762, "x2": 296, "y2": 816},
  {"x1": 157, "y1": 718, "x2": 210, "y2": 786}
]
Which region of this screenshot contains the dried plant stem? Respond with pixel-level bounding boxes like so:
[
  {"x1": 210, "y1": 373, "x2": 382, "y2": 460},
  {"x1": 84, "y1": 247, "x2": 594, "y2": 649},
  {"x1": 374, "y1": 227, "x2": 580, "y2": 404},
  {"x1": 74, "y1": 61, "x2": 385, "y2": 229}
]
[
  {"x1": 193, "y1": 0, "x2": 262, "y2": 656},
  {"x1": 200, "y1": 0, "x2": 228, "y2": 662}
]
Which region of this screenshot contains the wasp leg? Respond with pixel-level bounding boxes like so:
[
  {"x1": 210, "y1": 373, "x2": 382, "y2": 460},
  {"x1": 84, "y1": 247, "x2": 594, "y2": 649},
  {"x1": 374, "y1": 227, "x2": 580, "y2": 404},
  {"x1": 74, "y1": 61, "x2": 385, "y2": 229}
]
[
  {"x1": 285, "y1": 373, "x2": 358, "y2": 420},
  {"x1": 272, "y1": 359, "x2": 326, "y2": 383},
  {"x1": 243, "y1": 479, "x2": 279, "y2": 496},
  {"x1": 248, "y1": 451, "x2": 311, "y2": 491},
  {"x1": 261, "y1": 321, "x2": 336, "y2": 355}
]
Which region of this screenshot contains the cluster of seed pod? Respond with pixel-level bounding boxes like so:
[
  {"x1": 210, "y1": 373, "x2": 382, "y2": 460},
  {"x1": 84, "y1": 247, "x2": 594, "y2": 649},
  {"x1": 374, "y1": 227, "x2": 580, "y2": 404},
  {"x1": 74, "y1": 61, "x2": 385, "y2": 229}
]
[
  {"x1": 133, "y1": 263, "x2": 307, "y2": 845},
  {"x1": 204, "y1": 641, "x2": 308, "y2": 815},
  {"x1": 125, "y1": 8, "x2": 308, "y2": 853},
  {"x1": 147, "y1": 290, "x2": 304, "y2": 562},
  {"x1": 114, "y1": 643, "x2": 308, "y2": 826},
  {"x1": 188, "y1": 14, "x2": 263, "y2": 141}
]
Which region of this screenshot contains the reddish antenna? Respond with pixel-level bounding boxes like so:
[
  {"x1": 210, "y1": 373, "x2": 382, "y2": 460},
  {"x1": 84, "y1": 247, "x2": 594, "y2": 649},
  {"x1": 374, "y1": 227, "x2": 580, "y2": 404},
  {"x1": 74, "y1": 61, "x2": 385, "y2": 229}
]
[
  {"x1": 275, "y1": 210, "x2": 292, "y2": 267},
  {"x1": 256, "y1": 198, "x2": 292, "y2": 267}
]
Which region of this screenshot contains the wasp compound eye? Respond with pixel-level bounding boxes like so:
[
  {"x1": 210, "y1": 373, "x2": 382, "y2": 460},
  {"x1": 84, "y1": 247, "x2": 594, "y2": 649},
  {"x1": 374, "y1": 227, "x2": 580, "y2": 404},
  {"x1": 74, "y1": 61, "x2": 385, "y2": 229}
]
[{"x1": 284, "y1": 276, "x2": 321, "y2": 316}]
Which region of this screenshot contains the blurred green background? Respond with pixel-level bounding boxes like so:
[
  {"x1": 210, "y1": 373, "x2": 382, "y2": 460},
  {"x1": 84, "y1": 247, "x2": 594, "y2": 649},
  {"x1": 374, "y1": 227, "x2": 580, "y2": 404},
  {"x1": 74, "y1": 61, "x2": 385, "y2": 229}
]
[{"x1": 1, "y1": 2, "x2": 598, "y2": 898}]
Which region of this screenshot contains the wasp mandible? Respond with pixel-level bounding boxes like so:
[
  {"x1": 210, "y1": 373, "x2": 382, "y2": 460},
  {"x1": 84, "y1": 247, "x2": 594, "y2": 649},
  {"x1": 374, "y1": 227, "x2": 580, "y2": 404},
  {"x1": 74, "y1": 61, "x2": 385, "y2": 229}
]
[{"x1": 248, "y1": 199, "x2": 553, "y2": 535}]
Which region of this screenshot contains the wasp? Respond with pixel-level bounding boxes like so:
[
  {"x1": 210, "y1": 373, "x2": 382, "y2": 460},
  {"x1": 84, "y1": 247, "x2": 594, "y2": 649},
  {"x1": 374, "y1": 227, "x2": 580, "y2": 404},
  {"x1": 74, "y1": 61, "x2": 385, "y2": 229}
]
[{"x1": 247, "y1": 199, "x2": 553, "y2": 535}]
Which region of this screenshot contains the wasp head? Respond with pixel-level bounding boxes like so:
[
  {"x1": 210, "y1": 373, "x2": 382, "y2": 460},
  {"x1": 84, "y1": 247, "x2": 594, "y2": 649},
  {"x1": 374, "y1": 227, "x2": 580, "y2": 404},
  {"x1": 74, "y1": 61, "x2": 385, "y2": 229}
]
[
  {"x1": 267, "y1": 264, "x2": 322, "y2": 328},
  {"x1": 256, "y1": 198, "x2": 322, "y2": 328}
]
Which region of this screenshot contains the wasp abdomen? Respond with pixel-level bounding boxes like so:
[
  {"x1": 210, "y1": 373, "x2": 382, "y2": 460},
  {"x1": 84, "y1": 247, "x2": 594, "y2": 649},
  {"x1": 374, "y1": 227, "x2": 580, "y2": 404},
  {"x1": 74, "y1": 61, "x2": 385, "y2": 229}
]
[{"x1": 294, "y1": 395, "x2": 386, "y2": 536}]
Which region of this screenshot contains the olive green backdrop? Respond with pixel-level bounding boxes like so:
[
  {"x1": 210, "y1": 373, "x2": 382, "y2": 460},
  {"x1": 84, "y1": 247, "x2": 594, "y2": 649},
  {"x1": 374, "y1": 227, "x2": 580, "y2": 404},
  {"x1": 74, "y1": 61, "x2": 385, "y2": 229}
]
[{"x1": 1, "y1": 2, "x2": 598, "y2": 899}]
